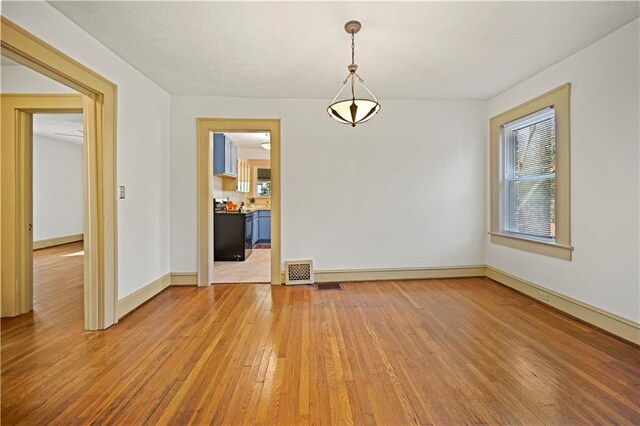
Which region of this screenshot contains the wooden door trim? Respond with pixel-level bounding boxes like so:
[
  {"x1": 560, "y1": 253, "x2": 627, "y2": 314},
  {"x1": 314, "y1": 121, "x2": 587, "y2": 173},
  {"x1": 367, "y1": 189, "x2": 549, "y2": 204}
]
[
  {"x1": 1, "y1": 17, "x2": 118, "y2": 330},
  {"x1": 196, "y1": 119, "x2": 281, "y2": 286}
]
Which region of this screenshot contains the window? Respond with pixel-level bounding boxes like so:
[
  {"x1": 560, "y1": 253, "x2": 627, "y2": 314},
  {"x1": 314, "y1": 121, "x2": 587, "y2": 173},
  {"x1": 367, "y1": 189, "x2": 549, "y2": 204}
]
[
  {"x1": 489, "y1": 83, "x2": 572, "y2": 260},
  {"x1": 256, "y1": 168, "x2": 271, "y2": 197},
  {"x1": 502, "y1": 107, "x2": 556, "y2": 240}
]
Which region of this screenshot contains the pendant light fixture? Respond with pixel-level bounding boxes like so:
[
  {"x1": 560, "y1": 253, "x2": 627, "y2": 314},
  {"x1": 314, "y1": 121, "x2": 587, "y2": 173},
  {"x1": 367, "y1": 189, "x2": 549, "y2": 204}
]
[{"x1": 327, "y1": 20, "x2": 380, "y2": 127}]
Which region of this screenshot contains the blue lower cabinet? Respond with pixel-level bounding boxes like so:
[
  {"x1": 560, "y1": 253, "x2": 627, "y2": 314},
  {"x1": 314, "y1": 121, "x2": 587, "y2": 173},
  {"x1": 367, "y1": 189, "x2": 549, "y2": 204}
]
[
  {"x1": 251, "y1": 213, "x2": 259, "y2": 246},
  {"x1": 258, "y1": 210, "x2": 271, "y2": 242}
]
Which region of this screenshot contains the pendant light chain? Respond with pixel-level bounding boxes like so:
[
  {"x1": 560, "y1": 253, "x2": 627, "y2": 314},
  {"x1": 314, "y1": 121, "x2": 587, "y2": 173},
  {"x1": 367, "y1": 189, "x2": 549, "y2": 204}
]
[
  {"x1": 350, "y1": 29, "x2": 357, "y2": 99},
  {"x1": 351, "y1": 31, "x2": 355, "y2": 66}
]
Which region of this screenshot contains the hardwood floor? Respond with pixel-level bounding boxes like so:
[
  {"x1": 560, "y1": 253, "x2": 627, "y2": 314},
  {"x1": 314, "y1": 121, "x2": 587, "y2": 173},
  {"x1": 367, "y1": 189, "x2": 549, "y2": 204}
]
[{"x1": 2, "y1": 243, "x2": 639, "y2": 424}]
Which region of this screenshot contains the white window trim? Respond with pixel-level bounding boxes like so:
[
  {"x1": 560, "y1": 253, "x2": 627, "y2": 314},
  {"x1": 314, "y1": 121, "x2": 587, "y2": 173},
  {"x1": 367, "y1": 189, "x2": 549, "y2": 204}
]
[{"x1": 489, "y1": 83, "x2": 573, "y2": 260}]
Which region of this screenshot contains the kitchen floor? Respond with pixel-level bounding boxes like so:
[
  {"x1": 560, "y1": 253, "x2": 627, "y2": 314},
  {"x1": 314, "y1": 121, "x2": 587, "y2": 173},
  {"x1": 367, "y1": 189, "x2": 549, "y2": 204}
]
[{"x1": 213, "y1": 248, "x2": 270, "y2": 283}]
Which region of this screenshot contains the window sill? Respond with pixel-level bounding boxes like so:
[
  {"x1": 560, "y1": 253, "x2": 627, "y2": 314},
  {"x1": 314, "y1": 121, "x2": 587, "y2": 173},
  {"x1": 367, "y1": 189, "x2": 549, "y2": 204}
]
[{"x1": 489, "y1": 232, "x2": 573, "y2": 260}]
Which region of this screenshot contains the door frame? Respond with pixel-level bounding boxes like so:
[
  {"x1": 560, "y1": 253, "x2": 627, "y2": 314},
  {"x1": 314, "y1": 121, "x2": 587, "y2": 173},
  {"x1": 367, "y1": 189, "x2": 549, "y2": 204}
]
[
  {"x1": 1, "y1": 18, "x2": 118, "y2": 330},
  {"x1": 196, "y1": 118, "x2": 281, "y2": 286},
  {"x1": 1, "y1": 94, "x2": 82, "y2": 320}
]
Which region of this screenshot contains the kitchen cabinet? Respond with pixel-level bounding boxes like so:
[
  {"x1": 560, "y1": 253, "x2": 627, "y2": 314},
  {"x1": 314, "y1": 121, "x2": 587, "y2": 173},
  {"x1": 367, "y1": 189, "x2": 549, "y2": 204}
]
[
  {"x1": 258, "y1": 210, "x2": 271, "y2": 242},
  {"x1": 213, "y1": 133, "x2": 238, "y2": 178},
  {"x1": 222, "y1": 157, "x2": 250, "y2": 193},
  {"x1": 251, "y1": 213, "x2": 259, "y2": 245},
  {"x1": 230, "y1": 142, "x2": 237, "y2": 176}
]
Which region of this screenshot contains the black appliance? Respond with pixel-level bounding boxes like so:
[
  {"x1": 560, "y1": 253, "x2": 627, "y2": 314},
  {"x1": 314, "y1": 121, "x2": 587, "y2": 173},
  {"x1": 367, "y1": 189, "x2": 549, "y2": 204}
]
[
  {"x1": 214, "y1": 210, "x2": 253, "y2": 261},
  {"x1": 214, "y1": 197, "x2": 228, "y2": 212}
]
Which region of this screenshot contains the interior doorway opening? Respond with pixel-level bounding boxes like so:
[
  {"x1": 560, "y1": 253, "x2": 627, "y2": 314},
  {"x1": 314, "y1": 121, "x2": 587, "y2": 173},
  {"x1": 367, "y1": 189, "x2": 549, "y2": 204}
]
[
  {"x1": 1, "y1": 48, "x2": 87, "y2": 325},
  {"x1": 212, "y1": 131, "x2": 271, "y2": 283},
  {"x1": 31, "y1": 112, "x2": 85, "y2": 322},
  {"x1": 196, "y1": 118, "x2": 281, "y2": 287}
]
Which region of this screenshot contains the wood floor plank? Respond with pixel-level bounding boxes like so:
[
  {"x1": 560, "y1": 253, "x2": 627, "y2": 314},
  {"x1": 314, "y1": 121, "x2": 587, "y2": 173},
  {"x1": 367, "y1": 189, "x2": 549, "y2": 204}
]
[{"x1": 2, "y1": 243, "x2": 639, "y2": 425}]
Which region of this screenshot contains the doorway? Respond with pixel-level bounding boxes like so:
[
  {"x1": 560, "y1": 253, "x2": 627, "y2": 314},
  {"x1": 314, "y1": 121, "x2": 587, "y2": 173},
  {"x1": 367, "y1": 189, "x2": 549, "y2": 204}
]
[
  {"x1": 212, "y1": 132, "x2": 271, "y2": 283},
  {"x1": 1, "y1": 93, "x2": 83, "y2": 318},
  {"x1": 196, "y1": 118, "x2": 281, "y2": 287},
  {"x1": 1, "y1": 17, "x2": 118, "y2": 330},
  {"x1": 31, "y1": 112, "x2": 85, "y2": 320}
]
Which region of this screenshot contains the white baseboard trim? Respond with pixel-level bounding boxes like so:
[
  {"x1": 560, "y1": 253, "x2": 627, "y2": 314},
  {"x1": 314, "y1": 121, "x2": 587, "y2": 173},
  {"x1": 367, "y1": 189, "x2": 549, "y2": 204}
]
[
  {"x1": 486, "y1": 266, "x2": 640, "y2": 345},
  {"x1": 33, "y1": 233, "x2": 83, "y2": 250},
  {"x1": 170, "y1": 272, "x2": 198, "y2": 286},
  {"x1": 117, "y1": 272, "x2": 171, "y2": 319},
  {"x1": 312, "y1": 265, "x2": 486, "y2": 283}
]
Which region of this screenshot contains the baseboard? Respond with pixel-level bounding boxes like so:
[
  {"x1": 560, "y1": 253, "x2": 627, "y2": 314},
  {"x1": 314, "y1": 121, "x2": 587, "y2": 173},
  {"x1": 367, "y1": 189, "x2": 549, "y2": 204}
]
[
  {"x1": 117, "y1": 272, "x2": 171, "y2": 319},
  {"x1": 285, "y1": 263, "x2": 638, "y2": 345},
  {"x1": 33, "y1": 233, "x2": 83, "y2": 250},
  {"x1": 170, "y1": 272, "x2": 198, "y2": 286},
  {"x1": 117, "y1": 265, "x2": 638, "y2": 345},
  {"x1": 312, "y1": 265, "x2": 486, "y2": 283},
  {"x1": 486, "y1": 265, "x2": 640, "y2": 345}
]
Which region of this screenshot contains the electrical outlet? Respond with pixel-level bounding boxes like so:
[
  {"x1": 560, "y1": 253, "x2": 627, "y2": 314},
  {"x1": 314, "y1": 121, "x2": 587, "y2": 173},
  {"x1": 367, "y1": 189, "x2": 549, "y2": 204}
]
[
  {"x1": 119, "y1": 186, "x2": 126, "y2": 199},
  {"x1": 538, "y1": 291, "x2": 550, "y2": 301}
]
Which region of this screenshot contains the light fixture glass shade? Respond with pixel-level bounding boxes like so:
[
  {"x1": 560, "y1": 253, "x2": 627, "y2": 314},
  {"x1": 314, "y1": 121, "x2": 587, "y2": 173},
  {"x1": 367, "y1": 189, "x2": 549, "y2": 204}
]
[{"x1": 327, "y1": 99, "x2": 380, "y2": 126}]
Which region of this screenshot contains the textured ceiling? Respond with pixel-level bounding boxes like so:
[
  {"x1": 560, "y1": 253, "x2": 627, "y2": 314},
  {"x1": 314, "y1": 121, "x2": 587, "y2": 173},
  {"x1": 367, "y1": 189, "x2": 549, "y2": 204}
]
[
  {"x1": 48, "y1": 1, "x2": 639, "y2": 100},
  {"x1": 224, "y1": 132, "x2": 270, "y2": 149}
]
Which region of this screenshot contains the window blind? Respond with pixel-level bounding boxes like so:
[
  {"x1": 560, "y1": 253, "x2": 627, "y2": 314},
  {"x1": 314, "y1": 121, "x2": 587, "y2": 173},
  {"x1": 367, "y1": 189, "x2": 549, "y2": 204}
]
[
  {"x1": 257, "y1": 168, "x2": 271, "y2": 181},
  {"x1": 502, "y1": 108, "x2": 556, "y2": 239}
]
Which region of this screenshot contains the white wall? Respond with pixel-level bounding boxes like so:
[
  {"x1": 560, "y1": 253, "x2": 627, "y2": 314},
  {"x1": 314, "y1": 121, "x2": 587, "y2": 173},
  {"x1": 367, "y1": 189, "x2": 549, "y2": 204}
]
[
  {"x1": 211, "y1": 176, "x2": 241, "y2": 205},
  {"x1": 486, "y1": 19, "x2": 640, "y2": 322},
  {"x1": 2, "y1": 1, "x2": 172, "y2": 299},
  {"x1": 33, "y1": 134, "x2": 83, "y2": 241},
  {"x1": 1, "y1": 64, "x2": 74, "y2": 93},
  {"x1": 171, "y1": 97, "x2": 487, "y2": 272}
]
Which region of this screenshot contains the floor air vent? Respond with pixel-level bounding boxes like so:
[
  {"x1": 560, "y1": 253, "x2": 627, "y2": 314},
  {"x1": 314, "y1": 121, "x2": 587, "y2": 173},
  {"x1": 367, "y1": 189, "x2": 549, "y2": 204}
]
[
  {"x1": 285, "y1": 260, "x2": 314, "y2": 285},
  {"x1": 315, "y1": 282, "x2": 342, "y2": 291}
]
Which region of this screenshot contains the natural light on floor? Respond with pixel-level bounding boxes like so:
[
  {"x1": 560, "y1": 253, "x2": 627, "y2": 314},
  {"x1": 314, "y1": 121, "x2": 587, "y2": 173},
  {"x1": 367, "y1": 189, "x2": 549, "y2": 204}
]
[{"x1": 63, "y1": 250, "x2": 84, "y2": 257}]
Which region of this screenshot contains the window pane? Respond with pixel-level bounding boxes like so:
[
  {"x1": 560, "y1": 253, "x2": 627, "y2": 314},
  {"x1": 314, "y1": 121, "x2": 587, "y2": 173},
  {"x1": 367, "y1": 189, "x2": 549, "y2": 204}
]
[
  {"x1": 504, "y1": 178, "x2": 556, "y2": 238},
  {"x1": 257, "y1": 181, "x2": 271, "y2": 197},
  {"x1": 513, "y1": 117, "x2": 555, "y2": 177}
]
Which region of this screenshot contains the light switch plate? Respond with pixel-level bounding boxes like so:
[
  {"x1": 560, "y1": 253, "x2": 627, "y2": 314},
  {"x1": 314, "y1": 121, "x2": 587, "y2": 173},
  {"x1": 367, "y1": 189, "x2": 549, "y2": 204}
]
[{"x1": 119, "y1": 186, "x2": 125, "y2": 199}]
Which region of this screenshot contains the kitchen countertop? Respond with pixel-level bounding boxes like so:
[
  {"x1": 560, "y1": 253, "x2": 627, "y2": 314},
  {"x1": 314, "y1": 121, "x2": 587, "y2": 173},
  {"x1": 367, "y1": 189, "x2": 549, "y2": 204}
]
[{"x1": 215, "y1": 208, "x2": 271, "y2": 215}]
